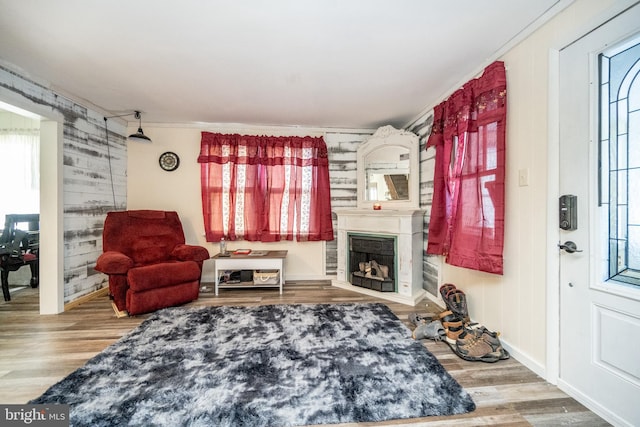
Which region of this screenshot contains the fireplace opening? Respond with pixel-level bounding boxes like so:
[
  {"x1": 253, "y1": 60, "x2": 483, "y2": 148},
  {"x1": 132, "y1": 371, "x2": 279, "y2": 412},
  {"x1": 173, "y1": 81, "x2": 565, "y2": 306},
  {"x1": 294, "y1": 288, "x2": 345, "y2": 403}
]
[{"x1": 348, "y1": 233, "x2": 395, "y2": 292}]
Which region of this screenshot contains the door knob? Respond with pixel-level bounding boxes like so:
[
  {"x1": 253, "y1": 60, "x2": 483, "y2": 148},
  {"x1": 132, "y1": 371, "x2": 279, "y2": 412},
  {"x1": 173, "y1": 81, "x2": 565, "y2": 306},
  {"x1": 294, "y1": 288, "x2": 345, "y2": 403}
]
[{"x1": 558, "y1": 241, "x2": 583, "y2": 253}]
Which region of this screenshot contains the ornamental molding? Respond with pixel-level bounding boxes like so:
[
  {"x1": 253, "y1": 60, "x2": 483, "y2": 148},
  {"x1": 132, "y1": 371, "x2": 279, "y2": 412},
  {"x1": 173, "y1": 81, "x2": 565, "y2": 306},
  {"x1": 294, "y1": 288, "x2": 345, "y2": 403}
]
[{"x1": 371, "y1": 125, "x2": 418, "y2": 139}]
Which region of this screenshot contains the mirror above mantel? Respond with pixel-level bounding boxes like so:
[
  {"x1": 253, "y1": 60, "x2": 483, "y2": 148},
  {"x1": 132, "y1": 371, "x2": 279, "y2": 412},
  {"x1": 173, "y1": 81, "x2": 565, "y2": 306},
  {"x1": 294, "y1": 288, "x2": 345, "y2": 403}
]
[{"x1": 357, "y1": 125, "x2": 420, "y2": 210}]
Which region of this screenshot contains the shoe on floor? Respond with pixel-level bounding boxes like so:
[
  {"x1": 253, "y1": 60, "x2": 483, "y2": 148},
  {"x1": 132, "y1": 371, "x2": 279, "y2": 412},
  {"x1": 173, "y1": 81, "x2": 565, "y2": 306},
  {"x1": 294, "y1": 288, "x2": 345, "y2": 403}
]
[
  {"x1": 412, "y1": 320, "x2": 446, "y2": 341},
  {"x1": 468, "y1": 324, "x2": 510, "y2": 360},
  {"x1": 453, "y1": 335, "x2": 502, "y2": 363},
  {"x1": 438, "y1": 310, "x2": 466, "y2": 340},
  {"x1": 439, "y1": 310, "x2": 503, "y2": 362},
  {"x1": 439, "y1": 283, "x2": 457, "y2": 302},
  {"x1": 445, "y1": 288, "x2": 470, "y2": 323},
  {"x1": 408, "y1": 312, "x2": 437, "y2": 327}
]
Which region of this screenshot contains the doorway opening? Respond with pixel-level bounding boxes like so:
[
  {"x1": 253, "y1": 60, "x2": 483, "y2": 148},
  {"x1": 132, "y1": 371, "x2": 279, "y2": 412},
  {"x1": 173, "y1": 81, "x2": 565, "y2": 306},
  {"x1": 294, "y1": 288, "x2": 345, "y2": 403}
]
[
  {"x1": 0, "y1": 110, "x2": 40, "y2": 300},
  {"x1": 0, "y1": 99, "x2": 64, "y2": 314}
]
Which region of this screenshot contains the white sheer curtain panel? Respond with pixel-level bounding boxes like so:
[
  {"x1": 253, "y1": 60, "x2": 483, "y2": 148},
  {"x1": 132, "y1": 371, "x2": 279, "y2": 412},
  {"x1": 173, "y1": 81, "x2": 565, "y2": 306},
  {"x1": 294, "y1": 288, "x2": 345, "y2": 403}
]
[{"x1": 0, "y1": 129, "x2": 40, "y2": 224}]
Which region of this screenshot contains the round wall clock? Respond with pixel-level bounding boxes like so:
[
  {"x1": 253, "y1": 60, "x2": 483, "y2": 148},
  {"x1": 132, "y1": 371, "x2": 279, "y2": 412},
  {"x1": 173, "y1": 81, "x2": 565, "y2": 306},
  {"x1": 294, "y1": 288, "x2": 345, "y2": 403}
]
[{"x1": 159, "y1": 151, "x2": 180, "y2": 171}]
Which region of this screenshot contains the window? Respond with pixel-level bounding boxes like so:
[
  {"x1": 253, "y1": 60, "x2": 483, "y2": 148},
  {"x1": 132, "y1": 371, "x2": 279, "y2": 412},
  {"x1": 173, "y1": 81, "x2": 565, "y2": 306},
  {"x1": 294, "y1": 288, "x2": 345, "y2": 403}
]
[
  {"x1": 198, "y1": 132, "x2": 334, "y2": 243},
  {"x1": 600, "y1": 36, "x2": 640, "y2": 286},
  {"x1": 426, "y1": 61, "x2": 506, "y2": 275},
  {"x1": 0, "y1": 126, "x2": 39, "y2": 222}
]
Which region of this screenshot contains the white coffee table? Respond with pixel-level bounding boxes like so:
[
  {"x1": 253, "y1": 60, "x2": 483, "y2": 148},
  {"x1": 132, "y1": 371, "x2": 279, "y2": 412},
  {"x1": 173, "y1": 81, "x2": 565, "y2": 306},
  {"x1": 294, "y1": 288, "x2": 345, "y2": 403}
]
[{"x1": 212, "y1": 250, "x2": 287, "y2": 295}]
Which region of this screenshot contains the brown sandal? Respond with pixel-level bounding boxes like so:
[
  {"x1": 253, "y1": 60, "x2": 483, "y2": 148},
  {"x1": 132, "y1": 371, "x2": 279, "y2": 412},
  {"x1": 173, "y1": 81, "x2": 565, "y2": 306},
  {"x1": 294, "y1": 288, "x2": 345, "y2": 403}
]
[
  {"x1": 439, "y1": 283, "x2": 456, "y2": 302},
  {"x1": 445, "y1": 288, "x2": 470, "y2": 323}
]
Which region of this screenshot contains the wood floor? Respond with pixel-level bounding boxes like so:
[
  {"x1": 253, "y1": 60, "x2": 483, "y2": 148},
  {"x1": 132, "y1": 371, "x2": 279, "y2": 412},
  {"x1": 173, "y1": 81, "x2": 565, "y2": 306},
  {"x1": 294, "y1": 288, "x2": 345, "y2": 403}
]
[{"x1": 0, "y1": 282, "x2": 610, "y2": 426}]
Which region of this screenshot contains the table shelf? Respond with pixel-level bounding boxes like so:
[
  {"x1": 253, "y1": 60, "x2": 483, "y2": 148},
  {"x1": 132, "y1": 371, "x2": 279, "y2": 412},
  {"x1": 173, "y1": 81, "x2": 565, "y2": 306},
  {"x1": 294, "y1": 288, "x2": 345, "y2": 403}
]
[{"x1": 217, "y1": 281, "x2": 282, "y2": 289}]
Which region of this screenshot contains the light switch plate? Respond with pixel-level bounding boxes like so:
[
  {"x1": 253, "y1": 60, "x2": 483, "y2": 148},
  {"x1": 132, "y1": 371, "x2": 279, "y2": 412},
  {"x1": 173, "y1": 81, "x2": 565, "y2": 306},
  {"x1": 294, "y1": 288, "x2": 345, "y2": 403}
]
[{"x1": 518, "y1": 168, "x2": 529, "y2": 187}]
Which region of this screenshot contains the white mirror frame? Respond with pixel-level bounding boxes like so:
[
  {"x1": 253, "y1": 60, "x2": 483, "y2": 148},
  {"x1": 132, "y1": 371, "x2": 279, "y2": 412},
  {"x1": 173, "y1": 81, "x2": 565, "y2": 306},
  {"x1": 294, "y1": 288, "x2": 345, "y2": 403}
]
[{"x1": 357, "y1": 125, "x2": 420, "y2": 210}]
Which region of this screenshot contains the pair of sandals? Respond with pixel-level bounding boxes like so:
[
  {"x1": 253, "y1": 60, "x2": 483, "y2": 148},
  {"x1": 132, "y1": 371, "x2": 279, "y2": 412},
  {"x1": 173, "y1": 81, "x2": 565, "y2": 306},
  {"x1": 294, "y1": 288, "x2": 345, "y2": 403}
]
[
  {"x1": 409, "y1": 282, "x2": 472, "y2": 340},
  {"x1": 411, "y1": 283, "x2": 510, "y2": 362},
  {"x1": 439, "y1": 283, "x2": 510, "y2": 362},
  {"x1": 439, "y1": 283, "x2": 469, "y2": 322}
]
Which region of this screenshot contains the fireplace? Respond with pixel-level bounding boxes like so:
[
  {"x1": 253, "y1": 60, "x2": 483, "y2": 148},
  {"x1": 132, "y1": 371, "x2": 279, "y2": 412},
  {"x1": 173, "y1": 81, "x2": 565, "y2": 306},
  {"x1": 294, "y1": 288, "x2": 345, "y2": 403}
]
[
  {"x1": 348, "y1": 234, "x2": 395, "y2": 292},
  {"x1": 332, "y1": 126, "x2": 426, "y2": 306},
  {"x1": 333, "y1": 209, "x2": 426, "y2": 306}
]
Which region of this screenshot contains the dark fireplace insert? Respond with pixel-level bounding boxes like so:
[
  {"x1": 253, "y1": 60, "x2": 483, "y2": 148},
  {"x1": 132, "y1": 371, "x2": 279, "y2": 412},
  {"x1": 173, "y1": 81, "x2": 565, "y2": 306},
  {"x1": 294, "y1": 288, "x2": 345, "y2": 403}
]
[{"x1": 348, "y1": 233, "x2": 395, "y2": 292}]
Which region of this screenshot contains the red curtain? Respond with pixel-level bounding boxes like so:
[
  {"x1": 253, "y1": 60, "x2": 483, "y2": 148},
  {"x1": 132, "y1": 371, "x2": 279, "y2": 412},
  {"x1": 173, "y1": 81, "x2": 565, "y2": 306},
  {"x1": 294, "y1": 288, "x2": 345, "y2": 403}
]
[
  {"x1": 426, "y1": 61, "x2": 506, "y2": 274},
  {"x1": 198, "y1": 132, "x2": 334, "y2": 242}
]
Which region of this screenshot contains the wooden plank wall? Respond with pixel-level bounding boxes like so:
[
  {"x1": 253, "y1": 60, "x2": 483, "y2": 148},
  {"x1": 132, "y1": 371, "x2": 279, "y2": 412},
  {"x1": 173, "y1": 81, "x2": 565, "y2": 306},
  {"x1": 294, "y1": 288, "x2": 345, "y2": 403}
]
[
  {"x1": 406, "y1": 111, "x2": 439, "y2": 296},
  {"x1": 324, "y1": 132, "x2": 370, "y2": 275},
  {"x1": 0, "y1": 65, "x2": 127, "y2": 304}
]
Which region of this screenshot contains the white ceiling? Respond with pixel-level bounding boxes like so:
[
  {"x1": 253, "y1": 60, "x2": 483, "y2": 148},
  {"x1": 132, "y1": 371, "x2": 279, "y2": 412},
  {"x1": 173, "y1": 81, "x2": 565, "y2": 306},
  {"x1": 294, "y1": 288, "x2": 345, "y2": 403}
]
[{"x1": 0, "y1": 0, "x2": 567, "y2": 129}]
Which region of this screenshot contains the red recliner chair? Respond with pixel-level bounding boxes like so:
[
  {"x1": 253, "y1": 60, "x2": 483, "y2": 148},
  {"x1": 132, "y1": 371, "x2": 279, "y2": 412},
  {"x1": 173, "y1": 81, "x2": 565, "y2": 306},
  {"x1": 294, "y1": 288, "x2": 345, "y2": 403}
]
[{"x1": 95, "y1": 210, "x2": 210, "y2": 316}]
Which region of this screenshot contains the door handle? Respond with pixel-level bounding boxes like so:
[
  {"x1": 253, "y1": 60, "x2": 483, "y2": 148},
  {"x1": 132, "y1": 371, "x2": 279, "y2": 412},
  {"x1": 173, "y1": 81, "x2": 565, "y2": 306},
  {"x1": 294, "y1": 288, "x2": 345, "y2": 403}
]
[{"x1": 558, "y1": 241, "x2": 583, "y2": 253}]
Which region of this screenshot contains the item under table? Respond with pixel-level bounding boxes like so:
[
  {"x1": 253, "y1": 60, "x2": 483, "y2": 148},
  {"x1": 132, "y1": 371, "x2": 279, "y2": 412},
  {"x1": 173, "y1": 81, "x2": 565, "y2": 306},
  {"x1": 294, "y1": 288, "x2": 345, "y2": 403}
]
[{"x1": 212, "y1": 250, "x2": 287, "y2": 295}]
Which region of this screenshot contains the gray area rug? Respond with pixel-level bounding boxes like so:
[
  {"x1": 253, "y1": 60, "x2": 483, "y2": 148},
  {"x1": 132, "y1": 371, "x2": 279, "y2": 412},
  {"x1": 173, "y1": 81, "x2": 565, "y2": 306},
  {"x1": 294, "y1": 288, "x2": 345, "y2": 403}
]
[{"x1": 30, "y1": 303, "x2": 475, "y2": 426}]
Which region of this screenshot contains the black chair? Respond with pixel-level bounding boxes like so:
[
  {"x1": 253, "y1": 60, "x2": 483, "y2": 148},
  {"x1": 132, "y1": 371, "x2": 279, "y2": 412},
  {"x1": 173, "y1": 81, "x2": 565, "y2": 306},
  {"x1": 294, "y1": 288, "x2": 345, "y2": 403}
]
[{"x1": 0, "y1": 214, "x2": 39, "y2": 301}]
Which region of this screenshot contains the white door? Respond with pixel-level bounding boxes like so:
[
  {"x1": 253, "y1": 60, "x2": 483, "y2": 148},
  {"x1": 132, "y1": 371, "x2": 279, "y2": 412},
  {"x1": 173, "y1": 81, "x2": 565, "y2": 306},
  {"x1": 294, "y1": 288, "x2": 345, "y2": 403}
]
[{"x1": 559, "y1": 5, "x2": 640, "y2": 426}]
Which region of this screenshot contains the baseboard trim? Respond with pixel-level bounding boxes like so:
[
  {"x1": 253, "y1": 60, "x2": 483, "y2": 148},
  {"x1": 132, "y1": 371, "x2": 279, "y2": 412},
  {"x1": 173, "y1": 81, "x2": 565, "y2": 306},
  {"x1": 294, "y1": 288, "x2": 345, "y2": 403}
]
[
  {"x1": 64, "y1": 287, "x2": 109, "y2": 311},
  {"x1": 499, "y1": 339, "x2": 546, "y2": 380}
]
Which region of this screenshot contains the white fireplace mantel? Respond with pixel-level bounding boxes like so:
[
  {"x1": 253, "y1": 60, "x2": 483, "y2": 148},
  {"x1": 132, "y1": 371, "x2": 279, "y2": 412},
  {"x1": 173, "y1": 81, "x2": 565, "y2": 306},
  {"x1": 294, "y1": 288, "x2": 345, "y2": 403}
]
[{"x1": 333, "y1": 208, "x2": 426, "y2": 306}]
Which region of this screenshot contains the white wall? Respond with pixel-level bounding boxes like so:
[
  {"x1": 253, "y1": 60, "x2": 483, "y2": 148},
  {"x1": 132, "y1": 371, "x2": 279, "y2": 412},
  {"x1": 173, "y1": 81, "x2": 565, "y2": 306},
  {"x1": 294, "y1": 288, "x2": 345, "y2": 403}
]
[{"x1": 422, "y1": 0, "x2": 637, "y2": 377}]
